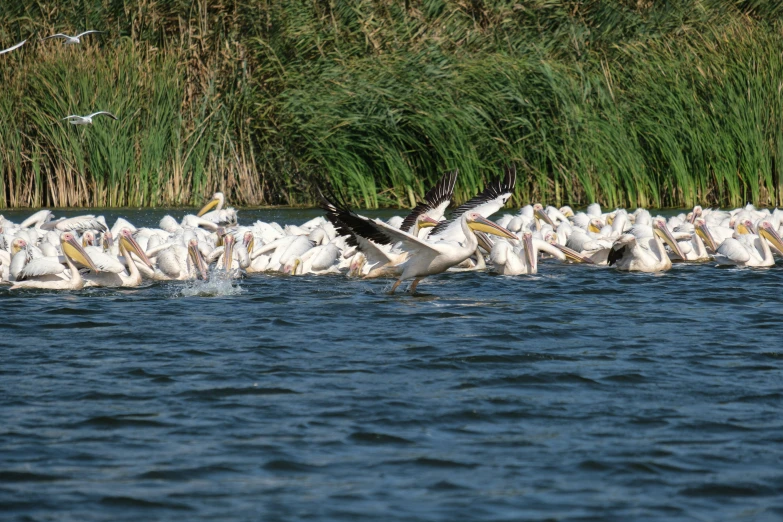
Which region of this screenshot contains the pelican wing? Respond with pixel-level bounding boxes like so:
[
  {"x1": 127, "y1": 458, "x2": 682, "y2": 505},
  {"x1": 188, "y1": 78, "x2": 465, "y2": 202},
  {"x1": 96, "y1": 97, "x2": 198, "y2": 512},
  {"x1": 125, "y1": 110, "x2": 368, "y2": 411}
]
[
  {"x1": 157, "y1": 247, "x2": 186, "y2": 278},
  {"x1": 42, "y1": 215, "x2": 108, "y2": 232},
  {"x1": 608, "y1": 235, "x2": 636, "y2": 266},
  {"x1": 85, "y1": 250, "x2": 125, "y2": 273},
  {"x1": 320, "y1": 188, "x2": 439, "y2": 258},
  {"x1": 430, "y1": 165, "x2": 516, "y2": 238},
  {"x1": 400, "y1": 169, "x2": 458, "y2": 233},
  {"x1": 19, "y1": 257, "x2": 66, "y2": 279},
  {"x1": 716, "y1": 238, "x2": 751, "y2": 264},
  {"x1": 87, "y1": 111, "x2": 117, "y2": 120},
  {"x1": 0, "y1": 40, "x2": 26, "y2": 55}
]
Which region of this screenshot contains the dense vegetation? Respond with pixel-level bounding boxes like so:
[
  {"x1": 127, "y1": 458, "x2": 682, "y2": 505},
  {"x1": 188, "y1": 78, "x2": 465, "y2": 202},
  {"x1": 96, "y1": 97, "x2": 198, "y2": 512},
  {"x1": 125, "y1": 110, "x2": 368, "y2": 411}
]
[{"x1": 1, "y1": 1, "x2": 782, "y2": 209}]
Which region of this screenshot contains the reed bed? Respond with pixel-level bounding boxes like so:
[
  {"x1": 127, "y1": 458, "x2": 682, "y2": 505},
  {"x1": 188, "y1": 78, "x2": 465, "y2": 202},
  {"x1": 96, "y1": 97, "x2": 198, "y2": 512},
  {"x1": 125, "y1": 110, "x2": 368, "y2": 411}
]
[{"x1": 0, "y1": 1, "x2": 781, "y2": 209}]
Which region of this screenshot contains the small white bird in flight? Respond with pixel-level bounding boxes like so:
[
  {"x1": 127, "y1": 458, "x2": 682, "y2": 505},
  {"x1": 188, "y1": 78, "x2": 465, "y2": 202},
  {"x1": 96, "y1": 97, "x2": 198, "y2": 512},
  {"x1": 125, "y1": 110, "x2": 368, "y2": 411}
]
[
  {"x1": 62, "y1": 112, "x2": 118, "y2": 125},
  {"x1": 42, "y1": 31, "x2": 103, "y2": 45},
  {"x1": 0, "y1": 40, "x2": 26, "y2": 55}
]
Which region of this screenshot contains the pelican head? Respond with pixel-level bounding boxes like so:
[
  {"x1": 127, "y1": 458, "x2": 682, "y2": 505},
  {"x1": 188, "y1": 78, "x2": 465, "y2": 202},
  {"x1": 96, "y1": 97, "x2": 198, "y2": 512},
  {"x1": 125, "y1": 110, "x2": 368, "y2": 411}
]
[
  {"x1": 559, "y1": 206, "x2": 574, "y2": 218},
  {"x1": 588, "y1": 218, "x2": 603, "y2": 234},
  {"x1": 11, "y1": 238, "x2": 27, "y2": 255},
  {"x1": 188, "y1": 238, "x2": 209, "y2": 280},
  {"x1": 102, "y1": 231, "x2": 114, "y2": 252},
  {"x1": 689, "y1": 205, "x2": 703, "y2": 224},
  {"x1": 348, "y1": 253, "x2": 366, "y2": 278},
  {"x1": 243, "y1": 231, "x2": 255, "y2": 254},
  {"x1": 652, "y1": 218, "x2": 685, "y2": 260},
  {"x1": 82, "y1": 230, "x2": 95, "y2": 247},
  {"x1": 734, "y1": 219, "x2": 755, "y2": 235},
  {"x1": 757, "y1": 221, "x2": 783, "y2": 255},
  {"x1": 197, "y1": 192, "x2": 224, "y2": 217},
  {"x1": 61, "y1": 232, "x2": 97, "y2": 271},
  {"x1": 465, "y1": 212, "x2": 518, "y2": 240},
  {"x1": 694, "y1": 218, "x2": 718, "y2": 252},
  {"x1": 533, "y1": 203, "x2": 555, "y2": 228},
  {"x1": 416, "y1": 215, "x2": 439, "y2": 232},
  {"x1": 119, "y1": 229, "x2": 153, "y2": 269}
]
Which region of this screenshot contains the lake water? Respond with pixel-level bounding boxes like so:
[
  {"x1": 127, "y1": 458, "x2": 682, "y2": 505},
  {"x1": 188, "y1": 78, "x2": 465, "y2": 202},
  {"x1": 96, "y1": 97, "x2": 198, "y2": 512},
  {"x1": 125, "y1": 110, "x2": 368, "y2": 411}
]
[{"x1": 1, "y1": 208, "x2": 782, "y2": 521}]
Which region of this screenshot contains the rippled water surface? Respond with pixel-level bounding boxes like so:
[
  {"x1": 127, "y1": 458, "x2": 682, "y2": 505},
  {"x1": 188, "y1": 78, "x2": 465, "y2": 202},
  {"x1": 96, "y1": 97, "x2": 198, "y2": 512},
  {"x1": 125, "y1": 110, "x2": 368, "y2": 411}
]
[{"x1": 2, "y1": 208, "x2": 782, "y2": 521}]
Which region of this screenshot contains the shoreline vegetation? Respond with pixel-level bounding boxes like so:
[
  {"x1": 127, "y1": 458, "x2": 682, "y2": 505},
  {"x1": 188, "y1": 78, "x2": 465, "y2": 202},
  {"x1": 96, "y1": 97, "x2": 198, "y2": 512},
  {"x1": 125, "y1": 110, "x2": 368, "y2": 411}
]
[{"x1": 1, "y1": 1, "x2": 782, "y2": 210}]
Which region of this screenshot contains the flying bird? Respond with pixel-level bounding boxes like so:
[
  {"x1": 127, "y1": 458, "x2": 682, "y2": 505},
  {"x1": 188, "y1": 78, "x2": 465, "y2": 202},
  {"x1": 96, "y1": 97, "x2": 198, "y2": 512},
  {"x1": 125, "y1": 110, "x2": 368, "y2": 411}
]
[
  {"x1": 42, "y1": 31, "x2": 104, "y2": 45},
  {"x1": 62, "y1": 112, "x2": 118, "y2": 125},
  {"x1": 0, "y1": 40, "x2": 26, "y2": 55}
]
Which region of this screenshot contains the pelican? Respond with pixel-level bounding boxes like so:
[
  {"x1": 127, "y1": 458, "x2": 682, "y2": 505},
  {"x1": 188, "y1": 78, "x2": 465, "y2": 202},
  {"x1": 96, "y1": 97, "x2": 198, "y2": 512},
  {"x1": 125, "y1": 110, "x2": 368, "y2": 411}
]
[
  {"x1": 325, "y1": 196, "x2": 518, "y2": 293},
  {"x1": 10, "y1": 233, "x2": 97, "y2": 290},
  {"x1": 197, "y1": 192, "x2": 237, "y2": 225},
  {"x1": 714, "y1": 220, "x2": 783, "y2": 268},
  {"x1": 83, "y1": 229, "x2": 153, "y2": 287},
  {"x1": 62, "y1": 112, "x2": 117, "y2": 125},
  {"x1": 0, "y1": 40, "x2": 26, "y2": 56},
  {"x1": 489, "y1": 232, "x2": 593, "y2": 275},
  {"x1": 42, "y1": 31, "x2": 103, "y2": 45},
  {"x1": 608, "y1": 218, "x2": 685, "y2": 272}
]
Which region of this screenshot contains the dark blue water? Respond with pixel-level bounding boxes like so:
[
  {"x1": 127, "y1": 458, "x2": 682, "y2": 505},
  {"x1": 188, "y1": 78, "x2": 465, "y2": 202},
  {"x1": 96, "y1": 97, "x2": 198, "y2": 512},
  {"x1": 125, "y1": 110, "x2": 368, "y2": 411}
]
[{"x1": 1, "y1": 209, "x2": 782, "y2": 521}]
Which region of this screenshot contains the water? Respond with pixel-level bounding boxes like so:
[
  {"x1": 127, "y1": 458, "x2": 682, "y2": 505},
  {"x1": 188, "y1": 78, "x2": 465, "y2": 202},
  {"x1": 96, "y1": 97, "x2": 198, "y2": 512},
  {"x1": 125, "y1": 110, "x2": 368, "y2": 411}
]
[{"x1": 1, "y1": 209, "x2": 782, "y2": 521}]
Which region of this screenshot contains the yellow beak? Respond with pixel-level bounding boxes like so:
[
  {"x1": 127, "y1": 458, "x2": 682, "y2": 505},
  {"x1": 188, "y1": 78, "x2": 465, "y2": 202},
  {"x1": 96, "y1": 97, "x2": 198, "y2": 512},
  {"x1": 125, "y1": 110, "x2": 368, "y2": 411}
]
[
  {"x1": 197, "y1": 198, "x2": 219, "y2": 217},
  {"x1": 62, "y1": 235, "x2": 98, "y2": 272},
  {"x1": 468, "y1": 215, "x2": 518, "y2": 241}
]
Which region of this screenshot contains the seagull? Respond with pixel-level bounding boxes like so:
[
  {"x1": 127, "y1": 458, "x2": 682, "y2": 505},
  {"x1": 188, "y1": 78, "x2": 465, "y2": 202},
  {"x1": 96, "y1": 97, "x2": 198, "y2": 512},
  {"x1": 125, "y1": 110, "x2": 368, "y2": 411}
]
[
  {"x1": 42, "y1": 31, "x2": 103, "y2": 45},
  {"x1": 62, "y1": 112, "x2": 118, "y2": 125},
  {"x1": 0, "y1": 40, "x2": 26, "y2": 55}
]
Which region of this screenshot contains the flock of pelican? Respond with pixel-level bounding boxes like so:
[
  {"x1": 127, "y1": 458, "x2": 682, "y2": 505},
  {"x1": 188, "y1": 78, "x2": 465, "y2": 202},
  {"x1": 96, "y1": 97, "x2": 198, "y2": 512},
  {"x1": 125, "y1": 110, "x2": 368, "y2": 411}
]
[{"x1": 2, "y1": 167, "x2": 783, "y2": 293}]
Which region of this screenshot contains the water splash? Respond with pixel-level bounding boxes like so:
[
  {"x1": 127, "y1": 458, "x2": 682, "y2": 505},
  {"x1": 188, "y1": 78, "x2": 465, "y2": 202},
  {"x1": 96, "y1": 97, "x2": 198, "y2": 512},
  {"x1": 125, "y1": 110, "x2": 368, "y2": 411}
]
[{"x1": 178, "y1": 270, "x2": 244, "y2": 297}]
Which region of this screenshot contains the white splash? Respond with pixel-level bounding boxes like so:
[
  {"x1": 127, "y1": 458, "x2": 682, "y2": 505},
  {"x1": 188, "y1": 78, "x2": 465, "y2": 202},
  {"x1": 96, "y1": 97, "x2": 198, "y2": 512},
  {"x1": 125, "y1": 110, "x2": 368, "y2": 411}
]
[{"x1": 178, "y1": 270, "x2": 244, "y2": 297}]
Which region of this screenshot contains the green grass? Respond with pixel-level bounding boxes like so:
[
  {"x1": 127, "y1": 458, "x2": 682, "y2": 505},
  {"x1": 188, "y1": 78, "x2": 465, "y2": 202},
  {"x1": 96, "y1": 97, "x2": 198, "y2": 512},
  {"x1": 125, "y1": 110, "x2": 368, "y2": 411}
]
[{"x1": 1, "y1": 1, "x2": 782, "y2": 209}]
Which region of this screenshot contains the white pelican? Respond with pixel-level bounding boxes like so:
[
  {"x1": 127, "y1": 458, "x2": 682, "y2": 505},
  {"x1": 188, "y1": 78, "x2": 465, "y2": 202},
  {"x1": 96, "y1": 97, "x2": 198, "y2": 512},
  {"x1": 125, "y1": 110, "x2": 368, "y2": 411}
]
[
  {"x1": 714, "y1": 220, "x2": 783, "y2": 268},
  {"x1": 326, "y1": 196, "x2": 518, "y2": 293},
  {"x1": 83, "y1": 230, "x2": 153, "y2": 287},
  {"x1": 0, "y1": 40, "x2": 26, "y2": 55},
  {"x1": 10, "y1": 233, "x2": 97, "y2": 290},
  {"x1": 608, "y1": 218, "x2": 685, "y2": 272},
  {"x1": 42, "y1": 31, "x2": 103, "y2": 45},
  {"x1": 197, "y1": 192, "x2": 237, "y2": 225},
  {"x1": 489, "y1": 232, "x2": 593, "y2": 275},
  {"x1": 62, "y1": 112, "x2": 117, "y2": 125}
]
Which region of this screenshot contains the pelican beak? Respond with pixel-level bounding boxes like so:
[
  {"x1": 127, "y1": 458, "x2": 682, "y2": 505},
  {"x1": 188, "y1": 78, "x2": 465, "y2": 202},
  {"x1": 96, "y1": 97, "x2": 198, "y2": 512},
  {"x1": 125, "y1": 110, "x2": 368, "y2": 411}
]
[
  {"x1": 475, "y1": 231, "x2": 494, "y2": 253},
  {"x1": 197, "y1": 197, "x2": 219, "y2": 217},
  {"x1": 291, "y1": 258, "x2": 301, "y2": 276},
  {"x1": 417, "y1": 215, "x2": 439, "y2": 232},
  {"x1": 62, "y1": 235, "x2": 98, "y2": 272},
  {"x1": 654, "y1": 222, "x2": 685, "y2": 260},
  {"x1": 245, "y1": 236, "x2": 255, "y2": 254},
  {"x1": 188, "y1": 241, "x2": 209, "y2": 280},
  {"x1": 735, "y1": 222, "x2": 752, "y2": 235},
  {"x1": 759, "y1": 225, "x2": 783, "y2": 255},
  {"x1": 223, "y1": 235, "x2": 235, "y2": 272},
  {"x1": 534, "y1": 207, "x2": 555, "y2": 227},
  {"x1": 349, "y1": 254, "x2": 366, "y2": 278},
  {"x1": 695, "y1": 222, "x2": 718, "y2": 252},
  {"x1": 522, "y1": 233, "x2": 535, "y2": 269},
  {"x1": 588, "y1": 222, "x2": 602, "y2": 234},
  {"x1": 468, "y1": 215, "x2": 518, "y2": 240},
  {"x1": 120, "y1": 234, "x2": 153, "y2": 269},
  {"x1": 606, "y1": 214, "x2": 615, "y2": 226},
  {"x1": 553, "y1": 243, "x2": 595, "y2": 264},
  {"x1": 103, "y1": 232, "x2": 114, "y2": 252}
]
